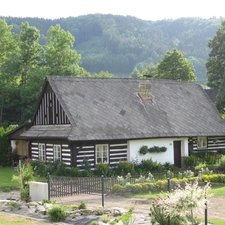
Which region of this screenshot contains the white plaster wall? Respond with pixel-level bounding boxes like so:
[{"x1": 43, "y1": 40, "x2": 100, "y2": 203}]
[
  {"x1": 11, "y1": 140, "x2": 16, "y2": 150},
  {"x1": 127, "y1": 138, "x2": 189, "y2": 165}
]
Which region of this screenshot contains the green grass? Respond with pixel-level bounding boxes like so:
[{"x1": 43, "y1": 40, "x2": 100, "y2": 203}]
[
  {"x1": 129, "y1": 184, "x2": 225, "y2": 199},
  {"x1": 0, "y1": 167, "x2": 18, "y2": 187},
  {"x1": 0, "y1": 167, "x2": 47, "y2": 190},
  {"x1": 200, "y1": 218, "x2": 225, "y2": 225},
  {"x1": 209, "y1": 185, "x2": 225, "y2": 196},
  {"x1": 0, "y1": 213, "x2": 53, "y2": 224}
]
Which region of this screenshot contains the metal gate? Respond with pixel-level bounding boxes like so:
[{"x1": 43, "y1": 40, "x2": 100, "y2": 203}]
[{"x1": 48, "y1": 175, "x2": 117, "y2": 198}]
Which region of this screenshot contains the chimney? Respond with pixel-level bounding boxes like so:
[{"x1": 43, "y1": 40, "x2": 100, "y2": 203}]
[{"x1": 138, "y1": 80, "x2": 152, "y2": 101}]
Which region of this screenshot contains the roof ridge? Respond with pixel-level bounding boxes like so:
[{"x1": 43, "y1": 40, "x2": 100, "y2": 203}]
[{"x1": 47, "y1": 75, "x2": 200, "y2": 84}]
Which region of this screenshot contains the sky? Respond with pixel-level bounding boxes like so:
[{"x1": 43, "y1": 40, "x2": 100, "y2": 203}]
[{"x1": 0, "y1": 0, "x2": 224, "y2": 21}]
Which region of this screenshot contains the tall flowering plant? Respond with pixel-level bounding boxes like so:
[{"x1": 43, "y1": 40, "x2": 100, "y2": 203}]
[{"x1": 149, "y1": 181, "x2": 210, "y2": 225}]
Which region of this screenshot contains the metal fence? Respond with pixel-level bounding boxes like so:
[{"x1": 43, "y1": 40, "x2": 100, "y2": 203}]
[
  {"x1": 47, "y1": 170, "x2": 195, "y2": 198},
  {"x1": 48, "y1": 175, "x2": 119, "y2": 198}
]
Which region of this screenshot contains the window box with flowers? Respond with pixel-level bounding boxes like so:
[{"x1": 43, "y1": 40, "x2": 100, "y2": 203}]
[{"x1": 139, "y1": 145, "x2": 167, "y2": 155}]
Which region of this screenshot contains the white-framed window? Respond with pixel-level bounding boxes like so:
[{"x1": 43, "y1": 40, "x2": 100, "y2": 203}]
[
  {"x1": 96, "y1": 144, "x2": 109, "y2": 164},
  {"x1": 53, "y1": 145, "x2": 61, "y2": 161},
  {"x1": 38, "y1": 143, "x2": 46, "y2": 161},
  {"x1": 197, "y1": 136, "x2": 207, "y2": 148}
]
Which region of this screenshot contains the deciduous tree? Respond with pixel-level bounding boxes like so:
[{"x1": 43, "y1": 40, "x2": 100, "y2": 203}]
[
  {"x1": 92, "y1": 70, "x2": 114, "y2": 78},
  {"x1": 205, "y1": 20, "x2": 225, "y2": 112},
  {"x1": 44, "y1": 24, "x2": 90, "y2": 77},
  {"x1": 154, "y1": 48, "x2": 196, "y2": 81},
  {"x1": 18, "y1": 22, "x2": 43, "y2": 86},
  {"x1": 0, "y1": 19, "x2": 18, "y2": 127}
]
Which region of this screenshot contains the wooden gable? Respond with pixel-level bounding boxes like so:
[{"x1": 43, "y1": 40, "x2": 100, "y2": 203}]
[{"x1": 33, "y1": 83, "x2": 70, "y2": 125}]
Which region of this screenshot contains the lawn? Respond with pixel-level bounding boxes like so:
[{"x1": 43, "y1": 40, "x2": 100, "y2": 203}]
[
  {"x1": 209, "y1": 185, "x2": 225, "y2": 196},
  {"x1": 0, "y1": 213, "x2": 53, "y2": 225},
  {"x1": 0, "y1": 167, "x2": 46, "y2": 189},
  {"x1": 0, "y1": 167, "x2": 18, "y2": 187},
  {"x1": 129, "y1": 184, "x2": 225, "y2": 198}
]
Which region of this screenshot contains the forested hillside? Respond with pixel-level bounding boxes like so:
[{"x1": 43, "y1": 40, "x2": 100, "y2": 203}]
[{"x1": 2, "y1": 14, "x2": 223, "y2": 83}]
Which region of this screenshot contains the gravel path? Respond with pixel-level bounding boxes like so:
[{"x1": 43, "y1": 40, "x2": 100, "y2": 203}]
[{"x1": 1, "y1": 190, "x2": 224, "y2": 224}]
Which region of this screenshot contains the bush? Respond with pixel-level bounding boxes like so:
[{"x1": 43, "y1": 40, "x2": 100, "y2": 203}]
[
  {"x1": 217, "y1": 149, "x2": 225, "y2": 155},
  {"x1": 198, "y1": 174, "x2": 225, "y2": 183},
  {"x1": 163, "y1": 162, "x2": 178, "y2": 171},
  {"x1": 150, "y1": 203, "x2": 186, "y2": 225},
  {"x1": 183, "y1": 155, "x2": 198, "y2": 167},
  {"x1": 116, "y1": 160, "x2": 135, "y2": 175},
  {"x1": 149, "y1": 181, "x2": 209, "y2": 225},
  {"x1": 47, "y1": 205, "x2": 67, "y2": 221},
  {"x1": 111, "y1": 184, "x2": 126, "y2": 193},
  {"x1": 204, "y1": 152, "x2": 216, "y2": 165},
  {"x1": 94, "y1": 162, "x2": 111, "y2": 176},
  {"x1": 195, "y1": 163, "x2": 207, "y2": 171},
  {"x1": 218, "y1": 155, "x2": 225, "y2": 170},
  {"x1": 31, "y1": 159, "x2": 68, "y2": 177},
  {"x1": 155, "y1": 180, "x2": 167, "y2": 191},
  {"x1": 69, "y1": 167, "x2": 82, "y2": 177},
  {"x1": 138, "y1": 158, "x2": 163, "y2": 172},
  {"x1": 78, "y1": 201, "x2": 87, "y2": 209}
]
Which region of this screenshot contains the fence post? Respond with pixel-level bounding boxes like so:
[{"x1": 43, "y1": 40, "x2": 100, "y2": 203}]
[
  {"x1": 205, "y1": 181, "x2": 207, "y2": 225},
  {"x1": 167, "y1": 178, "x2": 170, "y2": 192},
  {"x1": 47, "y1": 173, "x2": 50, "y2": 201},
  {"x1": 101, "y1": 175, "x2": 104, "y2": 207}
]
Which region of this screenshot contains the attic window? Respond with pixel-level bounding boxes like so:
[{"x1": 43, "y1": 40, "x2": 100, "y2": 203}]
[{"x1": 138, "y1": 80, "x2": 152, "y2": 101}]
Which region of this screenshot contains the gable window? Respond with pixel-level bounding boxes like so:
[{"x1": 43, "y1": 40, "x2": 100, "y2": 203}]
[
  {"x1": 96, "y1": 144, "x2": 109, "y2": 164},
  {"x1": 38, "y1": 143, "x2": 46, "y2": 161},
  {"x1": 197, "y1": 136, "x2": 207, "y2": 148},
  {"x1": 53, "y1": 145, "x2": 61, "y2": 161}
]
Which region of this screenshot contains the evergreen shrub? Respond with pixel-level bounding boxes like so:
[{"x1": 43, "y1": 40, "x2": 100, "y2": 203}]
[{"x1": 47, "y1": 205, "x2": 67, "y2": 221}]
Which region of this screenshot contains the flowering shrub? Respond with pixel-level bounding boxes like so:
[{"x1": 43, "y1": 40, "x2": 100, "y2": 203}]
[
  {"x1": 117, "y1": 173, "x2": 131, "y2": 185},
  {"x1": 149, "y1": 181, "x2": 210, "y2": 225},
  {"x1": 198, "y1": 174, "x2": 225, "y2": 183},
  {"x1": 164, "y1": 169, "x2": 174, "y2": 179},
  {"x1": 178, "y1": 170, "x2": 194, "y2": 179},
  {"x1": 155, "y1": 179, "x2": 167, "y2": 191},
  {"x1": 111, "y1": 184, "x2": 126, "y2": 193},
  {"x1": 135, "y1": 172, "x2": 155, "y2": 183},
  {"x1": 197, "y1": 167, "x2": 213, "y2": 182}
]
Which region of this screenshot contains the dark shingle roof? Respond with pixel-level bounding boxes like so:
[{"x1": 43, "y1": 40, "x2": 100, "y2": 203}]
[
  {"x1": 205, "y1": 87, "x2": 218, "y2": 103},
  {"x1": 22, "y1": 76, "x2": 225, "y2": 141}
]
